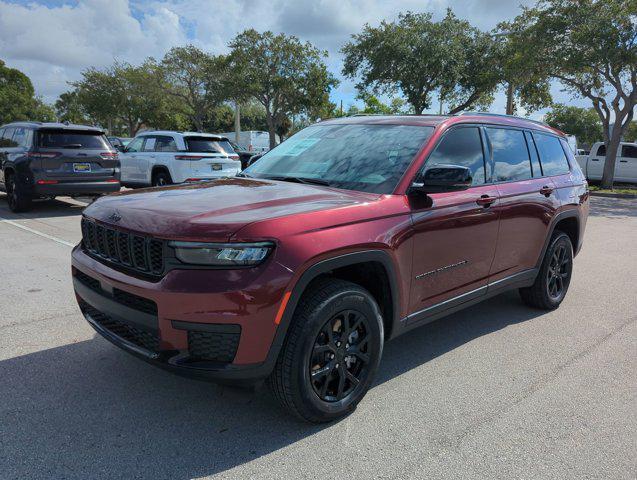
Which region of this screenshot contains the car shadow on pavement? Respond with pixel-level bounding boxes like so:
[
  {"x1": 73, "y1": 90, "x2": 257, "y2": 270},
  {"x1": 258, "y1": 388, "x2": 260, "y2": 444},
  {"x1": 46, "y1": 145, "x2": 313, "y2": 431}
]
[
  {"x1": 0, "y1": 290, "x2": 544, "y2": 479},
  {"x1": 588, "y1": 195, "x2": 637, "y2": 218},
  {"x1": 0, "y1": 193, "x2": 89, "y2": 219}
]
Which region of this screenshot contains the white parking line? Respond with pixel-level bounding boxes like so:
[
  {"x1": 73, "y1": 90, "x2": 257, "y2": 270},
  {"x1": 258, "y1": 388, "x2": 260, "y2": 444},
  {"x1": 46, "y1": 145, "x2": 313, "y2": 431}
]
[{"x1": 0, "y1": 217, "x2": 75, "y2": 248}]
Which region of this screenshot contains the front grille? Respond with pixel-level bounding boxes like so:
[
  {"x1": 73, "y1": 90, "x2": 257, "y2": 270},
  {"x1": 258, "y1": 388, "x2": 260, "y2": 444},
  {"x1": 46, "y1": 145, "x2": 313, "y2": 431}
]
[
  {"x1": 81, "y1": 218, "x2": 165, "y2": 276},
  {"x1": 80, "y1": 301, "x2": 160, "y2": 352},
  {"x1": 188, "y1": 330, "x2": 240, "y2": 363},
  {"x1": 113, "y1": 288, "x2": 158, "y2": 316}
]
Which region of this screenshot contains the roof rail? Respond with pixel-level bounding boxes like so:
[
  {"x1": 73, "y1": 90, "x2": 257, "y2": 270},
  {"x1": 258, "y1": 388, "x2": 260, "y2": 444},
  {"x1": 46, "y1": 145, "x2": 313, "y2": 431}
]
[{"x1": 458, "y1": 111, "x2": 549, "y2": 127}]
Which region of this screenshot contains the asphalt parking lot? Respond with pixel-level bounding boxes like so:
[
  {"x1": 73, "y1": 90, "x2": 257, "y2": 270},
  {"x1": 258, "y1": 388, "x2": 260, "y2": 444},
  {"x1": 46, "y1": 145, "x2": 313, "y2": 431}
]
[{"x1": 0, "y1": 194, "x2": 635, "y2": 480}]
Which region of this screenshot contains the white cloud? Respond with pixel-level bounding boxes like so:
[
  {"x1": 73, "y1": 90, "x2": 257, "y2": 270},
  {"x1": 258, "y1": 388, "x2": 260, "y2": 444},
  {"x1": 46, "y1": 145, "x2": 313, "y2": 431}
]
[{"x1": 0, "y1": 0, "x2": 591, "y2": 114}]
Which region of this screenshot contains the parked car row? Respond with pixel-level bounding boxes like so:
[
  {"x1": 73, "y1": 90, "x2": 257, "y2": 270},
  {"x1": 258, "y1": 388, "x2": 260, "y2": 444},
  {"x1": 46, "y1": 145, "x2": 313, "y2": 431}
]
[
  {"x1": 0, "y1": 121, "x2": 120, "y2": 212},
  {"x1": 575, "y1": 141, "x2": 637, "y2": 183},
  {"x1": 0, "y1": 120, "x2": 275, "y2": 211}
]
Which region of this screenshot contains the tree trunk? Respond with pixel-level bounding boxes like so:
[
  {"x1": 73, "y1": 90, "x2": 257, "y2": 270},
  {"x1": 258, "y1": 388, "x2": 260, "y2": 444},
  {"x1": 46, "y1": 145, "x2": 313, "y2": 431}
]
[
  {"x1": 600, "y1": 125, "x2": 624, "y2": 189},
  {"x1": 506, "y1": 82, "x2": 514, "y2": 115},
  {"x1": 266, "y1": 115, "x2": 277, "y2": 150},
  {"x1": 234, "y1": 102, "x2": 241, "y2": 143}
]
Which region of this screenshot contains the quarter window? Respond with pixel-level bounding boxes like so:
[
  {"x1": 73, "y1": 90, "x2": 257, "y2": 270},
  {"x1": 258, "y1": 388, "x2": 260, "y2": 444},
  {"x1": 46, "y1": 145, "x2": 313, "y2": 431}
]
[
  {"x1": 424, "y1": 127, "x2": 486, "y2": 185},
  {"x1": 487, "y1": 128, "x2": 532, "y2": 182},
  {"x1": 155, "y1": 136, "x2": 178, "y2": 152},
  {"x1": 534, "y1": 133, "x2": 570, "y2": 176}
]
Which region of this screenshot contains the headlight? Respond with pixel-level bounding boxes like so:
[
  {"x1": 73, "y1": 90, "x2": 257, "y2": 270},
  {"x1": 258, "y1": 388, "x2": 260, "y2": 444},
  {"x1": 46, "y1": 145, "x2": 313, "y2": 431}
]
[{"x1": 169, "y1": 241, "x2": 273, "y2": 266}]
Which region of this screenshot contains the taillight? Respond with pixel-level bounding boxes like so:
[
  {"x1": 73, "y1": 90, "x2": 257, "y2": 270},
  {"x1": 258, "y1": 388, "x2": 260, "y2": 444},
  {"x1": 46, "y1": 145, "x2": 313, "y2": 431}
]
[
  {"x1": 175, "y1": 155, "x2": 205, "y2": 161},
  {"x1": 37, "y1": 179, "x2": 59, "y2": 185},
  {"x1": 105, "y1": 179, "x2": 120, "y2": 183},
  {"x1": 27, "y1": 152, "x2": 61, "y2": 159},
  {"x1": 229, "y1": 155, "x2": 240, "y2": 160},
  {"x1": 100, "y1": 152, "x2": 119, "y2": 159}
]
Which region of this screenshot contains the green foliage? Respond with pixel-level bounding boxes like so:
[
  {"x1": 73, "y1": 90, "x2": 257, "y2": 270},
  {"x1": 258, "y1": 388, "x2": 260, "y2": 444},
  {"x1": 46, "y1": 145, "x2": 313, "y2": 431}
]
[
  {"x1": 159, "y1": 45, "x2": 231, "y2": 132},
  {"x1": 544, "y1": 104, "x2": 603, "y2": 148},
  {"x1": 55, "y1": 90, "x2": 91, "y2": 124},
  {"x1": 624, "y1": 122, "x2": 637, "y2": 142},
  {"x1": 0, "y1": 60, "x2": 55, "y2": 124},
  {"x1": 342, "y1": 10, "x2": 501, "y2": 114},
  {"x1": 229, "y1": 29, "x2": 338, "y2": 148},
  {"x1": 508, "y1": 0, "x2": 637, "y2": 187}
]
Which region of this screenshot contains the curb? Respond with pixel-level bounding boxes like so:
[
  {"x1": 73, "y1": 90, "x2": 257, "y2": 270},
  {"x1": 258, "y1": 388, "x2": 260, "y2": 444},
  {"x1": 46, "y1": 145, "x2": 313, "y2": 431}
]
[{"x1": 590, "y1": 191, "x2": 637, "y2": 199}]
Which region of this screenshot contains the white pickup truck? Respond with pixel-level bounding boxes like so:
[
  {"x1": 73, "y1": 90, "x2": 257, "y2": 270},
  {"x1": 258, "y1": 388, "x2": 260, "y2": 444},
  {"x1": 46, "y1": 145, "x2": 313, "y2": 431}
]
[{"x1": 576, "y1": 141, "x2": 637, "y2": 183}]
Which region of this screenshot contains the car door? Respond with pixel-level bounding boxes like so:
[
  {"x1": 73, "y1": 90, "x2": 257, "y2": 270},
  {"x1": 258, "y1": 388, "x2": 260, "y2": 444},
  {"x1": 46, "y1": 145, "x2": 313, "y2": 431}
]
[
  {"x1": 408, "y1": 126, "x2": 500, "y2": 316},
  {"x1": 487, "y1": 128, "x2": 562, "y2": 283},
  {"x1": 0, "y1": 127, "x2": 18, "y2": 186},
  {"x1": 618, "y1": 144, "x2": 637, "y2": 182},
  {"x1": 0, "y1": 127, "x2": 6, "y2": 186},
  {"x1": 586, "y1": 143, "x2": 605, "y2": 180},
  {"x1": 138, "y1": 136, "x2": 156, "y2": 183},
  {"x1": 119, "y1": 136, "x2": 145, "y2": 184},
  {"x1": 153, "y1": 135, "x2": 178, "y2": 178}
]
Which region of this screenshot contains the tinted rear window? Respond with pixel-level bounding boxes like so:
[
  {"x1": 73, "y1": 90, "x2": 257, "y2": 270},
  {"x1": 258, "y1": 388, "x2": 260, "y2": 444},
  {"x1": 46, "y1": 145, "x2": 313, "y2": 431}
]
[
  {"x1": 622, "y1": 145, "x2": 637, "y2": 158},
  {"x1": 534, "y1": 133, "x2": 570, "y2": 176},
  {"x1": 38, "y1": 130, "x2": 110, "y2": 149},
  {"x1": 185, "y1": 137, "x2": 235, "y2": 154}
]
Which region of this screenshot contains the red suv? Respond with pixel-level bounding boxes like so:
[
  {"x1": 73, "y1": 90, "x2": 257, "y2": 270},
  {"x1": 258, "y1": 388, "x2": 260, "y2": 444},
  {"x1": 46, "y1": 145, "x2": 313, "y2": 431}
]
[{"x1": 72, "y1": 114, "x2": 589, "y2": 422}]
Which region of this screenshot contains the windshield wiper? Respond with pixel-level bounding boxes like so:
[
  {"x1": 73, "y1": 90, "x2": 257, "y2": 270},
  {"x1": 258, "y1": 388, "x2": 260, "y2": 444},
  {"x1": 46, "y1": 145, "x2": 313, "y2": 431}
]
[{"x1": 265, "y1": 175, "x2": 331, "y2": 186}]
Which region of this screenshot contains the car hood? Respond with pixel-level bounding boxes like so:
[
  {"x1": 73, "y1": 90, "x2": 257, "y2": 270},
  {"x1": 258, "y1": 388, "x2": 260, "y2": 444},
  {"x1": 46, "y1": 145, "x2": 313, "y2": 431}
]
[{"x1": 84, "y1": 177, "x2": 381, "y2": 241}]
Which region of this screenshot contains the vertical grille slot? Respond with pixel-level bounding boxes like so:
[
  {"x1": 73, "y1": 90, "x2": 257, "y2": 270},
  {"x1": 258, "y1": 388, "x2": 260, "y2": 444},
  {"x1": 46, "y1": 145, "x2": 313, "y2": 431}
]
[{"x1": 81, "y1": 218, "x2": 164, "y2": 277}]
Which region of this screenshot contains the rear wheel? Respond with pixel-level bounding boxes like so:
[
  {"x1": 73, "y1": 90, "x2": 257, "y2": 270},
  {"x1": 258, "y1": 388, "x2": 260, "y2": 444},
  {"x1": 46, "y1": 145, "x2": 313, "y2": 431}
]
[
  {"x1": 152, "y1": 171, "x2": 172, "y2": 187},
  {"x1": 269, "y1": 279, "x2": 384, "y2": 423},
  {"x1": 5, "y1": 172, "x2": 32, "y2": 213},
  {"x1": 520, "y1": 231, "x2": 573, "y2": 310}
]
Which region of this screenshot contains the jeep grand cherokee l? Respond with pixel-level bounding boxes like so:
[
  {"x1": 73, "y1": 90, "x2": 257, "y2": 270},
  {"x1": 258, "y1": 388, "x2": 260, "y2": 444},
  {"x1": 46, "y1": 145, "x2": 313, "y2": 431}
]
[
  {"x1": 72, "y1": 113, "x2": 589, "y2": 422},
  {"x1": 0, "y1": 122, "x2": 120, "y2": 212}
]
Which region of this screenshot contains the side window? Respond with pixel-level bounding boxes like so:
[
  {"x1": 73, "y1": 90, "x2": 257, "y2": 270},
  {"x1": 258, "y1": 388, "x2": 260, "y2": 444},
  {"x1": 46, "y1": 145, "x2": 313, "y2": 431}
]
[
  {"x1": 596, "y1": 144, "x2": 606, "y2": 157},
  {"x1": 126, "y1": 137, "x2": 144, "y2": 152},
  {"x1": 424, "y1": 127, "x2": 486, "y2": 185},
  {"x1": 525, "y1": 131, "x2": 543, "y2": 177},
  {"x1": 534, "y1": 133, "x2": 570, "y2": 176},
  {"x1": 0, "y1": 127, "x2": 17, "y2": 148},
  {"x1": 621, "y1": 145, "x2": 637, "y2": 158},
  {"x1": 142, "y1": 136, "x2": 156, "y2": 151},
  {"x1": 155, "y1": 136, "x2": 177, "y2": 152},
  {"x1": 12, "y1": 128, "x2": 32, "y2": 148},
  {"x1": 486, "y1": 127, "x2": 532, "y2": 182}
]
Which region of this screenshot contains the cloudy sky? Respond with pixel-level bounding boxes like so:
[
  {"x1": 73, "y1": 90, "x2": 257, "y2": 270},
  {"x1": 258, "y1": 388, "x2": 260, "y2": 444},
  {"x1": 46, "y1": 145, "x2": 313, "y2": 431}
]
[{"x1": 0, "y1": 0, "x2": 588, "y2": 117}]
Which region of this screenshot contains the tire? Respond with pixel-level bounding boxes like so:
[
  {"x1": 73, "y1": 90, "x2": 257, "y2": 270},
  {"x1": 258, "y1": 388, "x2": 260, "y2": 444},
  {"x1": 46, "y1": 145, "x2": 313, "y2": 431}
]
[
  {"x1": 152, "y1": 171, "x2": 172, "y2": 187},
  {"x1": 269, "y1": 278, "x2": 384, "y2": 423},
  {"x1": 5, "y1": 172, "x2": 32, "y2": 213},
  {"x1": 520, "y1": 231, "x2": 573, "y2": 310}
]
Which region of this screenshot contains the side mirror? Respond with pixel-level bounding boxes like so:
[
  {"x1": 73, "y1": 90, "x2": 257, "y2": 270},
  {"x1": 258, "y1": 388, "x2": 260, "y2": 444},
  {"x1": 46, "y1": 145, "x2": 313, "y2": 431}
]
[
  {"x1": 115, "y1": 144, "x2": 126, "y2": 152},
  {"x1": 411, "y1": 165, "x2": 472, "y2": 194}
]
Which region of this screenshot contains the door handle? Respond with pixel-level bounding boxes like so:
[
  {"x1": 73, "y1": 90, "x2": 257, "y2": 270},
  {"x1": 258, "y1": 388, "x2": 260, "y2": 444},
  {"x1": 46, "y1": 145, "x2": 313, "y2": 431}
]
[
  {"x1": 476, "y1": 195, "x2": 497, "y2": 207},
  {"x1": 591, "y1": 159, "x2": 599, "y2": 161},
  {"x1": 540, "y1": 185, "x2": 554, "y2": 197},
  {"x1": 619, "y1": 160, "x2": 627, "y2": 163}
]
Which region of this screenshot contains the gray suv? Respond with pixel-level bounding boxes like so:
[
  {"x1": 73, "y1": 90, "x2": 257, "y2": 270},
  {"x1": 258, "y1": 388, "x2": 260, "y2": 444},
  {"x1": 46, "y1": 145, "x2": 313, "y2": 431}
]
[{"x1": 0, "y1": 122, "x2": 120, "y2": 212}]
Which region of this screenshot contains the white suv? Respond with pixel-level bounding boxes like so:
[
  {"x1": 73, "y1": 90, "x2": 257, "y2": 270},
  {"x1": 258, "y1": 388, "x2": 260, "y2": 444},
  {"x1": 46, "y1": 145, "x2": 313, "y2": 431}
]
[{"x1": 119, "y1": 131, "x2": 241, "y2": 187}]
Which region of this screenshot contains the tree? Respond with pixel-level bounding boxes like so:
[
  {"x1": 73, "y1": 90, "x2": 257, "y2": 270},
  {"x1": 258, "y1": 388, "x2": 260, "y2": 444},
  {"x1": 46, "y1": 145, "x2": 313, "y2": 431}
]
[
  {"x1": 229, "y1": 29, "x2": 338, "y2": 148},
  {"x1": 159, "y1": 46, "x2": 230, "y2": 132},
  {"x1": 624, "y1": 121, "x2": 637, "y2": 142},
  {"x1": 509, "y1": 0, "x2": 637, "y2": 188},
  {"x1": 544, "y1": 104, "x2": 603, "y2": 148},
  {"x1": 0, "y1": 60, "x2": 55, "y2": 123},
  {"x1": 55, "y1": 90, "x2": 91, "y2": 124},
  {"x1": 74, "y1": 61, "x2": 169, "y2": 136},
  {"x1": 342, "y1": 10, "x2": 502, "y2": 115}
]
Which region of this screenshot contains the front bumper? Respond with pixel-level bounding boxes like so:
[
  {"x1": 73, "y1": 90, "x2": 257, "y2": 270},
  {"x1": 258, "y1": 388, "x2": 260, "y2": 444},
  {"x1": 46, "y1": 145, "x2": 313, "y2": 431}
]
[{"x1": 72, "y1": 245, "x2": 293, "y2": 385}]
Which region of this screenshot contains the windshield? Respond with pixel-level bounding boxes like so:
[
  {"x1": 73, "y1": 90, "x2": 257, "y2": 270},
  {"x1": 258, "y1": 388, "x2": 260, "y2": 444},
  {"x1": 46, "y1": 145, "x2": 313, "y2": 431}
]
[
  {"x1": 38, "y1": 130, "x2": 110, "y2": 149},
  {"x1": 185, "y1": 137, "x2": 235, "y2": 154},
  {"x1": 243, "y1": 124, "x2": 433, "y2": 194}
]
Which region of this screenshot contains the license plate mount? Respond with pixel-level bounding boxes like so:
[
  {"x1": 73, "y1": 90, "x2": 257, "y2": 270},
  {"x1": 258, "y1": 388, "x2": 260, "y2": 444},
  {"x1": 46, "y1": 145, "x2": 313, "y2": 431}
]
[{"x1": 73, "y1": 163, "x2": 92, "y2": 173}]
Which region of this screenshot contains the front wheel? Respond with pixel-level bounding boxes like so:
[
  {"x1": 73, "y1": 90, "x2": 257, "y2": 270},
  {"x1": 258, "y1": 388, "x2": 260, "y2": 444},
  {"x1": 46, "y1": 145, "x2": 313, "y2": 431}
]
[
  {"x1": 520, "y1": 231, "x2": 573, "y2": 310},
  {"x1": 269, "y1": 279, "x2": 384, "y2": 423}
]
